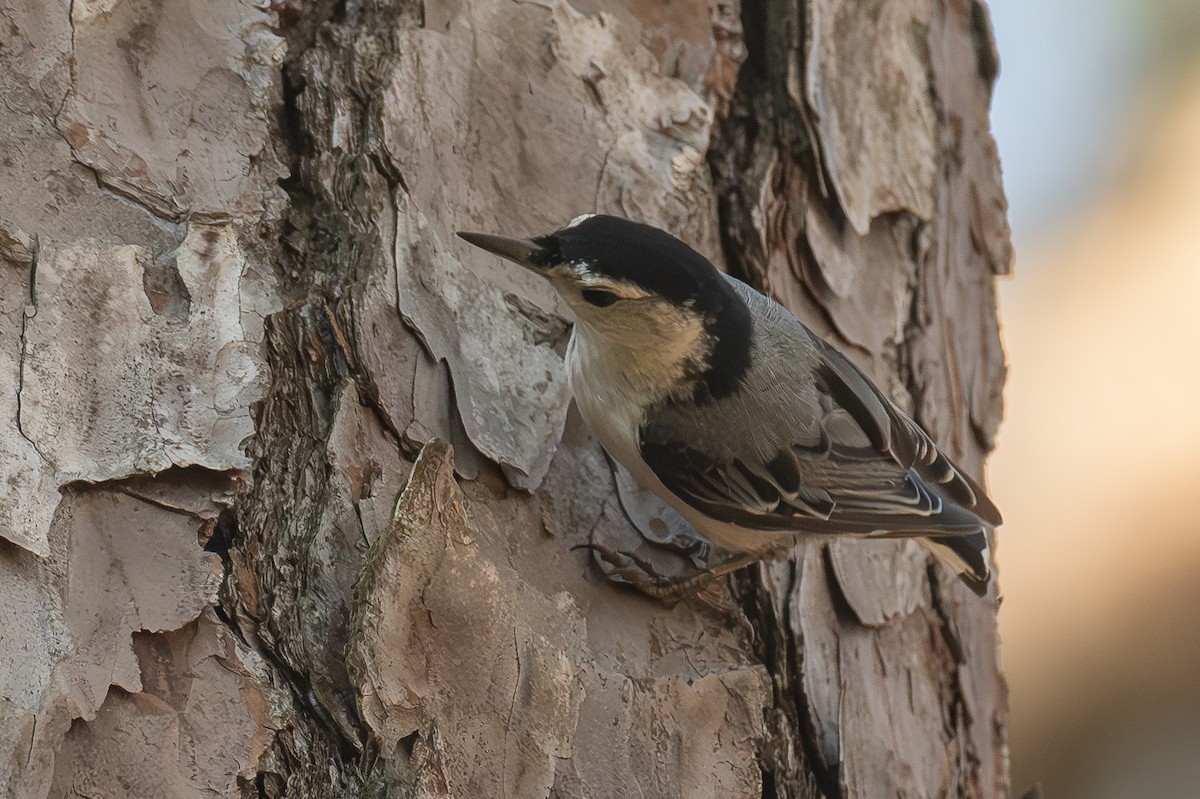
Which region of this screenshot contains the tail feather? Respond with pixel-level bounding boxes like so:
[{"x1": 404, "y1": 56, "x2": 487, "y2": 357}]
[{"x1": 919, "y1": 531, "x2": 991, "y2": 596}]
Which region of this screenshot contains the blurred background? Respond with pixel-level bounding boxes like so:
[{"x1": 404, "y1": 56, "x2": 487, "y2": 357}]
[{"x1": 987, "y1": 1, "x2": 1200, "y2": 797}]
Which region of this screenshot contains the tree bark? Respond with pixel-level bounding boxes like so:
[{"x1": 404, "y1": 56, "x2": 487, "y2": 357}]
[{"x1": 0, "y1": 0, "x2": 1012, "y2": 796}]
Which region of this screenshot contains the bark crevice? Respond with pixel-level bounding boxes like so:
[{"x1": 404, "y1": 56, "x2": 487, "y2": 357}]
[
  {"x1": 14, "y1": 233, "x2": 52, "y2": 468},
  {"x1": 217, "y1": 0, "x2": 427, "y2": 792}
]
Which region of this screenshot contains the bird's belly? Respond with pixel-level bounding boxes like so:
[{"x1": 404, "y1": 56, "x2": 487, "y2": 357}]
[{"x1": 566, "y1": 335, "x2": 644, "y2": 468}]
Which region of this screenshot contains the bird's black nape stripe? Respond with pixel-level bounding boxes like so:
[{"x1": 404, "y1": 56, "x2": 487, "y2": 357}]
[
  {"x1": 547, "y1": 215, "x2": 752, "y2": 400},
  {"x1": 696, "y1": 299, "x2": 752, "y2": 400}
]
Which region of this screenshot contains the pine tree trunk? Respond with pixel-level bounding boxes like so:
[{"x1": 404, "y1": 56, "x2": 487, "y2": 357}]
[{"x1": 0, "y1": 0, "x2": 1012, "y2": 796}]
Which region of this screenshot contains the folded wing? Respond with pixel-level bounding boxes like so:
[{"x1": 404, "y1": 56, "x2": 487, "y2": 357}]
[{"x1": 637, "y1": 337, "x2": 1001, "y2": 538}]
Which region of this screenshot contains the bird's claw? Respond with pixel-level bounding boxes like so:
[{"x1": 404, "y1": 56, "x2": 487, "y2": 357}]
[{"x1": 573, "y1": 541, "x2": 748, "y2": 604}]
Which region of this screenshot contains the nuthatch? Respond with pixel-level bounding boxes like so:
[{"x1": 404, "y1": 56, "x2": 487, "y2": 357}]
[{"x1": 459, "y1": 215, "x2": 1001, "y2": 596}]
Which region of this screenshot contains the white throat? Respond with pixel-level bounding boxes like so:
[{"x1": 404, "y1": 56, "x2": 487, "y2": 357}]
[
  {"x1": 564, "y1": 308, "x2": 709, "y2": 466},
  {"x1": 570, "y1": 309, "x2": 707, "y2": 401}
]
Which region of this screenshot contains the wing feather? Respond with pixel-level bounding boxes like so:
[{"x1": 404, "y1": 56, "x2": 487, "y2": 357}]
[{"x1": 638, "y1": 333, "x2": 1000, "y2": 536}]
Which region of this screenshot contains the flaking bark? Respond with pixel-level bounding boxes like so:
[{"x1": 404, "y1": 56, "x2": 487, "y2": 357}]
[{"x1": 0, "y1": 0, "x2": 1010, "y2": 796}]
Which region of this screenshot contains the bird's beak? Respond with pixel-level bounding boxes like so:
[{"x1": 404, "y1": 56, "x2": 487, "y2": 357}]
[{"x1": 456, "y1": 231, "x2": 555, "y2": 272}]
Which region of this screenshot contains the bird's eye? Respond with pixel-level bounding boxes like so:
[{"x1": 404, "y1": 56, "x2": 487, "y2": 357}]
[{"x1": 581, "y1": 288, "x2": 620, "y2": 308}]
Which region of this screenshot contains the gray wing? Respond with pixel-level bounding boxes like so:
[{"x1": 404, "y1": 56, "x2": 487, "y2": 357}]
[{"x1": 638, "y1": 309, "x2": 1001, "y2": 538}]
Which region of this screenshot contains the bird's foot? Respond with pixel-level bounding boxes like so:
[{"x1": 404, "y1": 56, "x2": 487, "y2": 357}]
[{"x1": 574, "y1": 542, "x2": 766, "y2": 606}]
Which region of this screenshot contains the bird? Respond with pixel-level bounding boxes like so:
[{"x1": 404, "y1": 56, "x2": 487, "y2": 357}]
[{"x1": 457, "y1": 214, "x2": 1002, "y2": 596}]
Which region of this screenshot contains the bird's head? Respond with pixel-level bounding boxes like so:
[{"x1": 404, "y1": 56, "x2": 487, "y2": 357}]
[{"x1": 457, "y1": 215, "x2": 751, "y2": 398}]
